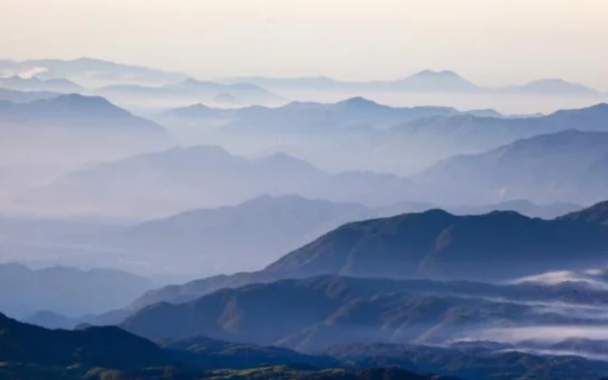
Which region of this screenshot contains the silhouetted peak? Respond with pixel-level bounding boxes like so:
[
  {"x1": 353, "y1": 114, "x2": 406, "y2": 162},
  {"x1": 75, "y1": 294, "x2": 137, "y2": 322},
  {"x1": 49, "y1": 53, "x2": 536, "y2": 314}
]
[
  {"x1": 561, "y1": 200, "x2": 608, "y2": 225},
  {"x1": 412, "y1": 69, "x2": 462, "y2": 79},
  {"x1": 339, "y1": 96, "x2": 380, "y2": 108}
]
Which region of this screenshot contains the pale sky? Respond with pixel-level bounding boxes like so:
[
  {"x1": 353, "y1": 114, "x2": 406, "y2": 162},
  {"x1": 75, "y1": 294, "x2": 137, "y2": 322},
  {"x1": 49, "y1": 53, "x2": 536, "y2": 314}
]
[{"x1": 1, "y1": 0, "x2": 607, "y2": 89}]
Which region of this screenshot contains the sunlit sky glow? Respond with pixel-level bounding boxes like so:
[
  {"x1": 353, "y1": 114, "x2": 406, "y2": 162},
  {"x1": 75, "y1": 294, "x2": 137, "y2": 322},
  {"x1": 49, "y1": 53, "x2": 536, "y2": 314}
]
[{"x1": 1, "y1": 0, "x2": 607, "y2": 88}]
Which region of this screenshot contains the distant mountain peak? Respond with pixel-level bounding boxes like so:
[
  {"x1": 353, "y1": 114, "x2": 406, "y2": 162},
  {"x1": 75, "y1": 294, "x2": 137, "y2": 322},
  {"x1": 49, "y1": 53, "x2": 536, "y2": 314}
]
[
  {"x1": 338, "y1": 96, "x2": 380, "y2": 107},
  {"x1": 413, "y1": 69, "x2": 462, "y2": 78},
  {"x1": 561, "y1": 200, "x2": 608, "y2": 226}
]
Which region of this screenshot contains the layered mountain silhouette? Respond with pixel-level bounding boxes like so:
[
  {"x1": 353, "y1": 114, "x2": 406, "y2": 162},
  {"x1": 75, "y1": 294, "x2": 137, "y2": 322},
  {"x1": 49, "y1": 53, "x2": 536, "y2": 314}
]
[
  {"x1": 348, "y1": 103, "x2": 608, "y2": 175},
  {"x1": 122, "y1": 275, "x2": 608, "y2": 352},
  {"x1": 414, "y1": 129, "x2": 608, "y2": 204},
  {"x1": 0, "y1": 94, "x2": 165, "y2": 132},
  {"x1": 221, "y1": 70, "x2": 601, "y2": 97},
  {"x1": 0, "y1": 57, "x2": 188, "y2": 87},
  {"x1": 0, "y1": 88, "x2": 60, "y2": 103},
  {"x1": 222, "y1": 70, "x2": 482, "y2": 94},
  {"x1": 27, "y1": 146, "x2": 417, "y2": 217},
  {"x1": 0, "y1": 312, "x2": 341, "y2": 377},
  {"x1": 0, "y1": 76, "x2": 83, "y2": 93},
  {"x1": 98, "y1": 195, "x2": 370, "y2": 273},
  {"x1": 164, "y1": 97, "x2": 458, "y2": 132},
  {"x1": 2, "y1": 309, "x2": 604, "y2": 380},
  {"x1": 322, "y1": 342, "x2": 608, "y2": 380},
  {"x1": 1, "y1": 195, "x2": 580, "y2": 279},
  {"x1": 0, "y1": 312, "x2": 168, "y2": 369},
  {"x1": 129, "y1": 200, "x2": 608, "y2": 308},
  {"x1": 0, "y1": 263, "x2": 154, "y2": 318},
  {"x1": 97, "y1": 78, "x2": 285, "y2": 109},
  {"x1": 501, "y1": 78, "x2": 600, "y2": 96}
]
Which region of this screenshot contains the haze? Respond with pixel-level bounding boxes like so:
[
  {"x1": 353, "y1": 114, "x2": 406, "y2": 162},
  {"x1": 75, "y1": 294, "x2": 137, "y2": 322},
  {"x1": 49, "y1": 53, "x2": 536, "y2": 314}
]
[{"x1": 2, "y1": 0, "x2": 608, "y2": 89}]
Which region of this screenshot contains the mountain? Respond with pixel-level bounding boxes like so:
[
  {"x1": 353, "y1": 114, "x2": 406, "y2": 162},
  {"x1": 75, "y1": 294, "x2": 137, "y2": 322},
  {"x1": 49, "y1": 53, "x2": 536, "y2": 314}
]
[
  {"x1": 0, "y1": 57, "x2": 188, "y2": 87},
  {"x1": 323, "y1": 342, "x2": 608, "y2": 380},
  {"x1": 376, "y1": 199, "x2": 582, "y2": 220},
  {"x1": 6, "y1": 196, "x2": 578, "y2": 280},
  {"x1": 348, "y1": 102, "x2": 608, "y2": 175},
  {"x1": 0, "y1": 310, "x2": 600, "y2": 380},
  {"x1": 391, "y1": 70, "x2": 482, "y2": 93},
  {"x1": 26, "y1": 146, "x2": 324, "y2": 218},
  {"x1": 96, "y1": 78, "x2": 285, "y2": 109},
  {"x1": 0, "y1": 88, "x2": 60, "y2": 103},
  {"x1": 414, "y1": 130, "x2": 608, "y2": 204},
  {"x1": 0, "y1": 75, "x2": 83, "y2": 93},
  {"x1": 502, "y1": 78, "x2": 600, "y2": 96},
  {"x1": 130, "y1": 200, "x2": 608, "y2": 308},
  {"x1": 163, "y1": 97, "x2": 457, "y2": 132},
  {"x1": 0, "y1": 312, "x2": 169, "y2": 369},
  {"x1": 221, "y1": 70, "x2": 483, "y2": 93},
  {"x1": 122, "y1": 274, "x2": 608, "y2": 351},
  {"x1": 265, "y1": 201, "x2": 608, "y2": 280},
  {"x1": 27, "y1": 146, "x2": 417, "y2": 218},
  {"x1": 99, "y1": 195, "x2": 370, "y2": 273},
  {"x1": 0, "y1": 93, "x2": 165, "y2": 132},
  {"x1": 0, "y1": 312, "x2": 347, "y2": 379},
  {"x1": 0, "y1": 94, "x2": 171, "y2": 205},
  {"x1": 0, "y1": 264, "x2": 154, "y2": 318}
]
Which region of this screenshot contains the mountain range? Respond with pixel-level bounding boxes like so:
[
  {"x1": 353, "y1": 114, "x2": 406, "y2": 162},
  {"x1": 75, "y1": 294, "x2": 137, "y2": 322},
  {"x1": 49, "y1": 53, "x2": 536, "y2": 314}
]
[
  {"x1": 23, "y1": 146, "x2": 418, "y2": 218},
  {"x1": 0, "y1": 93, "x2": 165, "y2": 132},
  {"x1": 163, "y1": 97, "x2": 459, "y2": 132},
  {"x1": 0, "y1": 88, "x2": 60, "y2": 103},
  {"x1": 0, "y1": 75, "x2": 83, "y2": 93},
  {"x1": 0, "y1": 57, "x2": 188, "y2": 87},
  {"x1": 5, "y1": 308, "x2": 608, "y2": 380},
  {"x1": 0, "y1": 263, "x2": 154, "y2": 318},
  {"x1": 414, "y1": 129, "x2": 608, "y2": 204},
  {"x1": 95, "y1": 78, "x2": 286, "y2": 109},
  {"x1": 0, "y1": 195, "x2": 581, "y2": 281},
  {"x1": 127, "y1": 200, "x2": 608, "y2": 311},
  {"x1": 221, "y1": 70, "x2": 603, "y2": 96},
  {"x1": 121, "y1": 274, "x2": 608, "y2": 354},
  {"x1": 337, "y1": 102, "x2": 608, "y2": 175},
  {"x1": 0, "y1": 311, "x2": 476, "y2": 380}
]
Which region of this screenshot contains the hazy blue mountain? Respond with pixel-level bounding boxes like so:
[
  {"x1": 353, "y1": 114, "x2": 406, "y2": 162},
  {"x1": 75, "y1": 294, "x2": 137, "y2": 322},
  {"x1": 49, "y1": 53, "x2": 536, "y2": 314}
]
[
  {"x1": 163, "y1": 97, "x2": 457, "y2": 132},
  {"x1": 26, "y1": 146, "x2": 325, "y2": 217},
  {"x1": 97, "y1": 78, "x2": 285, "y2": 109},
  {"x1": 129, "y1": 200, "x2": 608, "y2": 308},
  {"x1": 7, "y1": 305, "x2": 601, "y2": 380},
  {"x1": 414, "y1": 130, "x2": 608, "y2": 204},
  {"x1": 0, "y1": 88, "x2": 60, "y2": 103},
  {"x1": 389, "y1": 70, "x2": 482, "y2": 93},
  {"x1": 28, "y1": 146, "x2": 420, "y2": 218},
  {"x1": 99, "y1": 195, "x2": 370, "y2": 273},
  {"x1": 221, "y1": 70, "x2": 483, "y2": 93},
  {"x1": 219, "y1": 75, "x2": 348, "y2": 91},
  {"x1": 501, "y1": 78, "x2": 600, "y2": 96},
  {"x1": 5, "y1": 196, "x2": 577, "y2": 277},
  {"x1": 0, "y1": 75, "x2": 83, "y2": 93},
  {"x1": 349, "y1": 102, "x2": 608, "y2": 175},
  {"x1": 24, "y1": 310, "x2": 83, "y2": 330},
  {"x1": 323, "y1": 342, "x2": 608, "y2": 380},
  {"x1": 121, "y1": 275, "x2": 608, "y2": 351},
  {"x1": 0, "y1": 264, "x2": 154, "y2": 318},
  {"x1": 0, "y1": 57, "x2": 188, "y2": 87},
  {"x1": 376, "y1": 199, "x2": 582, "y2": 220},
  {"x1": 0, "y1": 312, "x2": 169, "y2": 369},
  {"x1": 0, "y1": 312, "x2": 349, "y2": 379},
  {"x1": 303, "y1": 171, "x2": 416, "y2": 206},
  {"x1": 0, "y1": 94, "x2": 165, "y2": 132},
  {"x1": 266, "y1": 201, "x2": 608, "y2": 280}
]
